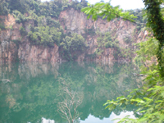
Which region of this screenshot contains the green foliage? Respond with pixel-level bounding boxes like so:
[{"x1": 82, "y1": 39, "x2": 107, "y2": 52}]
[
  {"x1": 12, "y1": 10, "x2": 27, "y2": 23},
  {"x1": 46, "y1": 16, "x2": 60, "y2": 28},
  {"x1": 0, "y1": 23, "x2": 6, "y2": 30},
  {"x1": 28, "y1": 25, "x2": 63, "y2": 46},
  {"x1": 135, "y1": 37, "x2": 158, "y2": 64},
  {"x1": 95, "y1": 32, "x2": 113, "y2": 55},
  {"x1": 1, "y1": 0, "x2": 88, "y2": 19},
  {"x1": 95, "y1": 32, "x2": 132, "y2": 59},
  {"x1": 108, "y1": 1, "x2": 164, "y2": 122},
  {"x1": 81, "y1": 2, "x2": 137, "y2": 22},
  {"x1": 37, "y1": 1, "x2": 62, "y2": 18},
  {"x1": 96, "y1": 32, "x2": 118, "y2": 49},
  {"x1": 0, "y1": 0, "x2": 32, "y2": 15},
  {"x1": 19, "y1": 26, "x2": 27, "y2": 36},
  {"x1": 144, "y1": 0, "x2": 164, "y2": 78},
  {"x1": 0, "y1": 0, "x2": 89, "y2": 59},
  {"x1": 127, "y1": 9, "x2": 146, "y2": 33},
  {"x1": 106, "y1": 36, "x2": 164, "y2": 123},
  {"x1": 60, "y1": 33, "x2": 86, "y2": 61},
  {"x1": 8, "y1": 0, "x2": 29, "y2": 14},
  {"x1": 123, "y1": 36, "x2": 132, "y2": 44},
  {"x1": 68, "y1": 0, "x2": 88, "y2": 11},
  {"x1": 0, "y1": 18, "x2": 6, "y2": 30},
  {"x1": 84, "y1": 26, "x2": 96, "y2": 36},
  {"x1": 0, "y1": 0, "x2": 9, "y2": 15},
  {"x1": 0, "y1": 62, "x2": 141, "y2": 122},
  {"x1": 104, "y1": 82, "x2": 164, "y2": 122},
  {"x1": 82, "y1": 0, "x2": 164, "y2": 122},
  {"x1": 116, "y1": 48, "x2": 133, "y2": 60},
  {"x1": 82, "y1": 2, "x2": 138, "y2": 60}
]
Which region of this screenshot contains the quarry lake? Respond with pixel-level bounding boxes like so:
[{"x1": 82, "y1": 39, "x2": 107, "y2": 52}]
[{"x1": 0, "y1": 62, "x2": 141, "y2": 123}]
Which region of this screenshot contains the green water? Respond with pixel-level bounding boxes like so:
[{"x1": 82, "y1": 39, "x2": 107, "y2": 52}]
[{"x1": 0, "y1": 62, "x2": 141, "y2": 123}]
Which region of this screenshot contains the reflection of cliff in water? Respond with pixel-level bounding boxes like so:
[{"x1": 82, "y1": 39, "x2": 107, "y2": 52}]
[{"x1": 0, "y1": 62, "x2": 142, "y2": 123}]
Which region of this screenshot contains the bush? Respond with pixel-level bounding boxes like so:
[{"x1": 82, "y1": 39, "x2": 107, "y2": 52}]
[
  {"x1": 84, "y1": 26, "x2": 96, "y2": 36},
  {"x1": 0, "y1": 23, "x2": 6, "y2": 30},
  {"x1": 12, "y1": 10, "x2": 27, "y2": 23},
  {"x1": 19, "y1": 26, "x2": 27, "y2": 36},
  {"x1": 60, "y1": 33, "x2": 87, "y2": 61},
  {"x1": 123, "y1": 36, "x2": 131, "y2": 44}
]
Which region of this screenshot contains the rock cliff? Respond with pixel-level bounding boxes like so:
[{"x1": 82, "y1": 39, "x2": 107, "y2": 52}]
[
  {"x1": 0, "y1": 8, "x2": 147, "y2": 64},
  {"x1": 60, "y1": 8, "x2": 147, "y2": 64}
]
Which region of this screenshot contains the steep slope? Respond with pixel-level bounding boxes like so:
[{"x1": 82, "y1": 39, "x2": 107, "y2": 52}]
[
  {"x1": 0, "y1": 1, "x2": 148, "y2": 64},
  {"x1": 59, "y1": 8, "x2": 148, "y2": 63}
]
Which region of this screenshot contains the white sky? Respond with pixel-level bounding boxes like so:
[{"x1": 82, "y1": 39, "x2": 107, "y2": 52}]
[
  {"x1": 41, "y1": 0, "x2": 145, "y2": 10},
  {"x1": 91, "y1": 0, "x2": 144, "y2": 10}
]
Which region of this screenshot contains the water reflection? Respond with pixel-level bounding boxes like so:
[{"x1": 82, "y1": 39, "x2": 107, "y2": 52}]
[
  {"x1": 41, "y1": 117, "x2": 55, "y2": 123},
  {"x1": 58, "y1": 78, "x2": 83, "y2": 123},
  {"x1": 0, "y1": 62, "x2": 141, "y2": 123}
]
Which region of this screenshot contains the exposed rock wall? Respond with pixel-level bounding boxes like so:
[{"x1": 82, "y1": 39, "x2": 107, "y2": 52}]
[
  {"x1": 0, "y1": 41, "x2": 18, "y2": 63},
  {"x1": 0, "y1": 14, "x2": 18, "y2": 63},
  {"x1": 18, "y1": 43, "x2": 60, "y2": 63},
  {"x1": 0, "y1": 9, "x2": 148, "y2": 64},
  {"x1": 59, "y1": 8, "x2": 147, "y2": 64},
  {"x1": 0, "y1": 15, "x2": 60, "y2": 64}
]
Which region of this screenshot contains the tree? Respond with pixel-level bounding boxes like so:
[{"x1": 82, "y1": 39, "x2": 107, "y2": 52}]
[
  {"x1": 60, "y1": 33, "x2": 86, "y2": 61},
  {"x1": 143, "y1": 0, "x2": 164, "y2": 78},
  {"x1": 81, "y1": 2, "x2": 137, "y2": 22},
  {"x1": 82, "y1": 0, "x2": 164, "y2": 122}
]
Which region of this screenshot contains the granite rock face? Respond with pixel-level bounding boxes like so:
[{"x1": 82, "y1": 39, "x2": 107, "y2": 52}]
[
  {"x1": 59, "y1": 8, "x2": 147, "y2": 64},
  {"x1": 0, "y1": 14, "x2": 19, "y2": 63},
  {"x1": 0, "y1": 14, "x2": 60, "y2": 63},
  {"x1": 18, "y1": 43, "x2": 60, "y2": 63},
  {"x1": 0, "y1": 9, "x2": 147, "y2": 64}
]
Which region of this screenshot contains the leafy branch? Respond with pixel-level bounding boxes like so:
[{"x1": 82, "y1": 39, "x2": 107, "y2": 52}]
[{"x1": 81, "y1": 2, "x2": 137, "y2": 22}]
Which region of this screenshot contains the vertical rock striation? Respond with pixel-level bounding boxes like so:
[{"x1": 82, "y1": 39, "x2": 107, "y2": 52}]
[{"x1": 0, "y1": 9, "x2": 147, "y2": 64}]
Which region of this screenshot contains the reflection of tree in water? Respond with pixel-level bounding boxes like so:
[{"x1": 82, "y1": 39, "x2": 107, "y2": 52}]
[
  {"x1": 0, "y1": 62, "x2": 142, "y2": 123},
  {"x1": 58, "y1": 77, "x2": 83, "y2": 123}
]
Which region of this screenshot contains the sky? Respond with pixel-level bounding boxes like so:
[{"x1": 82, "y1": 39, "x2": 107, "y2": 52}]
[
  {"x1": 91, "y1": 0, "x2": 144, "y2": 10},
  {"x1": 41, "y1": 0, "x2": 145, "y2": 10}
]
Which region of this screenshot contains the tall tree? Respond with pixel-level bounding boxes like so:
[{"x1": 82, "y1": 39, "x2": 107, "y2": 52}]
[{"x1": 144, "y1": 0, "x2": 164, "y2": 78}]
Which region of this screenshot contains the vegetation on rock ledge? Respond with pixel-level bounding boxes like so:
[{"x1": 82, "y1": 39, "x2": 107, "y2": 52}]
[{"x1": 0, "y1": 0, "x2": 146, "y2": 62}]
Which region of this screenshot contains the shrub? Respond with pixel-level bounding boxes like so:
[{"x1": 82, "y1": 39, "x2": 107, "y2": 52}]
[
  {"x1": 0, "y1": 23, "x2": 6, "y2": 30},
  {"x1": 19, "y1": 26, "x2": 27, "y2": 36},
  {"x1": 123, "y1": 36, "x2": 131, "y2": 44}
]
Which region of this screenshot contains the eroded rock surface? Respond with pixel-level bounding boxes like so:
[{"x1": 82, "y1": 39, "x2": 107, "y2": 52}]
[{"x1": 0, "y1": 9, "x2": 148, "y2": 64}]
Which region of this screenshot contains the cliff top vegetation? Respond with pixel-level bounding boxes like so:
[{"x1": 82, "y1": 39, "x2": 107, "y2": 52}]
[{"x1": 0, "y1": 0, "x2": 146, "y2": 61}]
